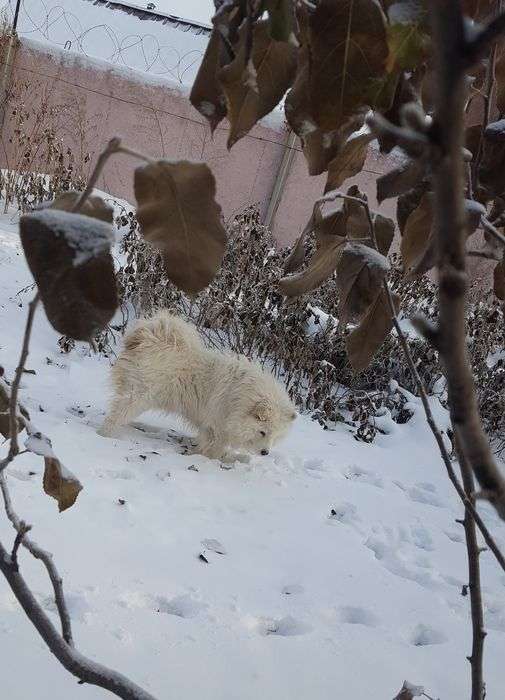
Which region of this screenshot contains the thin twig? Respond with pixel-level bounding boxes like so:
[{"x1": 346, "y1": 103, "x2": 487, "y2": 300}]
[
  {"x1": 0, "y1": 291, "x2": 39, "y2": 473},
  {"x1": 328, "y1": 189, "x2": 505, "y2": 573},
  {"x1": 10, "y1": 520, "x2": 31, "y2": 569},
  {"x1": 465, "y1": 11, "x2": 505, "y2": 67},
  {"x1": 0, "y1": 472, "x2": 74, "y2": 645},
  {"x1": 0, "y1": 536, "x2": 158, "y2": 699},
  {"x1": 481, "y1": 216, "x2": 505, "y2": 247},
  {"x1": 457, "y1": 438, "x2": 486, "y2": 700},
  {"x1": 71, "y1": 139, "x2": 152, "y2": 214}
]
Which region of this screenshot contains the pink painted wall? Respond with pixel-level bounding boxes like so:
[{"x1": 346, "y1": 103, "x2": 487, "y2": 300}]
[{"x1": 2, "y1": 39, "x2": 398, "y2": 249}]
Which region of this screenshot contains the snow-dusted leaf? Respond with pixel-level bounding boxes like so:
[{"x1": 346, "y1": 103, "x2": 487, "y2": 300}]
[
  {"x1": 45, "y1": 190, "x2": 114, "y2": 223},
  {"x1": 385, "y1": 1, "x2": 429, "y2": 74},
  {"x1": 393, "y1": 680, "x2": 425, "y2": 700},
  {"x1": 219, "y1": 20, "x2": 297, "y2": 148},
  {"x1": 201, "y1": 538, "x2": 227, "y2": 555},
  {"x1": 266, "y1": 0, "x2": 296, "y2": 43},
  {"x1": 346, "y1": 289, "x2": 399, "y2": 372},
  {"x1": 43, "y1": 456, "x2": 83, "y2": 512},
  {"x1": 19, "y1": 209, "x2": 118, "y2": 340},
  {"x1": 134, "y1": 160, "x2": 226, "y2": 296},
  {"x1": 464, "y1": 198, "x2": 486, "y2": 236},
  {"x1": 337, "y1": 242, "x2": 390, "y2": 324},
  {"x1": 25, "y1": 432, "x2": 55, "y2": 458},
  {"x1": 377, "y1": 159, "x2": 426, "y2": 203},
  {"x1": 190, "y1": 28, "x2": 228, "y2": 133}
]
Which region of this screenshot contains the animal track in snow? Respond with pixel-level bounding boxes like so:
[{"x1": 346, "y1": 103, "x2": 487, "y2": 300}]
[
  {"x1": 445, "y1": 529, "x2": 464, "y2": 544},
  {"x1": 344, "y1": 465, "x2": 384, "y2": 488},
  {"x1": 365, "y1": 529, "x2": 441, "y2": 590},
  {"x1": 255, "y1": 615, "x2": 312, "y2": 637},
  {"x1": 281, "y1": 584, "x2": 304, "y2": 596},
  {"x1": 411, "y1": 623, "x2": 448, "y2": 646},
  {"x1": 338, "y1": 605, "x2": 380, "y2": 627},
  {"x1": 303, "y1": 458, "x2": 328, "y2": 478},
  {"x1": 328, "y1": 502, "x2": 362, "y2": 531},
  {"x1": 407, "y1": 483, "x2": 444, "y2": 508},
  {"x1": 155, "y1": 594, "x2": 207, "y2": 619}
]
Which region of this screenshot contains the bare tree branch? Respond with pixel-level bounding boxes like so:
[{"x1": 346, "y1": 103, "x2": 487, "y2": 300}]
[
  {"x1": 427, "y1": 0, "x2": 505, "y2": 521},
  {"x1": 457, "y1": 438, "x2": 486, "y2": 700},
  {"x1": 465, "y1": 11, "x2": 505, "y2": 67},
  {"x1": 0, "y1": 291, "x2": 39, "y2": 473},
  {"x1": 0, "y1": 472, "x2": 74, "y2": 645},
  {"x1": 0, "y1": 536, "x2": 158, "y2": 699},
  {"x1": 0, "y1": 274, "x2": 159, "y2": 698},
  {"x1": 322, "y1": 188, "x2": 505, "y2": 573}
]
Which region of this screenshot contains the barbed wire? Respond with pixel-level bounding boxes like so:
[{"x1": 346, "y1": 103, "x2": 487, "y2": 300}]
[{"x1": 2, "y1": 0, "x2": 206, "y2": 84}]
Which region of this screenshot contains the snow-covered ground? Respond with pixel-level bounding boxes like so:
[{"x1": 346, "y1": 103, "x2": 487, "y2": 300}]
[{"x1": 1, "y1": 210, "x2": 505, "y2": 699}]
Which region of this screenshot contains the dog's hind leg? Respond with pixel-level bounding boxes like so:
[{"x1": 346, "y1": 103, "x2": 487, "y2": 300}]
[{"x1": 99, "y1": 395, "x2": 146, "y2": 437}]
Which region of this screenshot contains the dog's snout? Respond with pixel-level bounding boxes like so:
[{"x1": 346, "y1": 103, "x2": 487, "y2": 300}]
[{"x1": 261, "y1": 449, "x2": 269, "y2": 456}]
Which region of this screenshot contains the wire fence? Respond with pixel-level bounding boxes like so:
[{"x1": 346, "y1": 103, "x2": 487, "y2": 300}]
[{"x1": 1, "y1": 0, "x2": 208, "y2": 83}]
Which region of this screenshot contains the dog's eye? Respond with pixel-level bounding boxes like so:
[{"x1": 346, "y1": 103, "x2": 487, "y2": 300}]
[{"x1": 260, "y1": 430, "x2": 266, "y2": 437}]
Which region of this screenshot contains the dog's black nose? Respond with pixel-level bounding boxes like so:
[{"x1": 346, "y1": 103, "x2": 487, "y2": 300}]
[{"x1": 261, "y1": 449, "x2": 269, "y2": 456}]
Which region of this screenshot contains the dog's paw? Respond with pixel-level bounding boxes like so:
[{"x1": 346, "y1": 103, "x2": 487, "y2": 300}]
[
  {"x1": 97, "y1": 424, "x2": 114, "y2": 438},
  {"x1": 221, "y1": 452, "x2": 251, "y2": 465}
]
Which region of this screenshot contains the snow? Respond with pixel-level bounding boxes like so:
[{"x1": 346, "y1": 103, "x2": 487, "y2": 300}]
[
  {"x1": 1, "y1": 209, "x2": 505, "y2": 699},
  {"x1": 5, "y1": 0, "x2": 210, "y2": 85},
  {"x1": 24, "y1": 209, "x2": 115, "y2": 266}
]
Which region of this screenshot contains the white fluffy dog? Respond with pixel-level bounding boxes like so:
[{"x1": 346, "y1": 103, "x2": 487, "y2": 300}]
[{"x1": 99, "y1": 311, "x2": 296, "y2": 462}]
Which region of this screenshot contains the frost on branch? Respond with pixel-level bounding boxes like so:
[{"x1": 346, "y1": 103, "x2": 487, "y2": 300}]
[{"x1": 19, "y1": 206, "x2": 118, "y2": 341}]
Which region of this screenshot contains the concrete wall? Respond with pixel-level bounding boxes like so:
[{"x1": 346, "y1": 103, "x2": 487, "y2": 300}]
[{"x1": 1, "y1": 38, "x2": 397, "y2": 249}]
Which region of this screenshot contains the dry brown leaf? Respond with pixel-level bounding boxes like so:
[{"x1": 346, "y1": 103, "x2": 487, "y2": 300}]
[
  {"x1": 134, "y1": 160, "x2": 226, "y2": 296},
  {"x1": 346, "y1": 289, "x2": 399, "y2": 372},
  {"x1": 309, "y1": 0, "x2": 391, "y2": 132},
  {"x1": 325, "y1": 127, "x2": 374, "y2": 193},
  {"x1": 494, "y1": 258, "x2": 505, "y2": 300},
  {"x1": 19, "y1": 209, "x2": 118, "y2": 340},
  {"x1": 377, "y1": 158, "x2": 426, "y2": 203},
  {"x1": 279, "y1": 235, "x2": 346, "y2": 297},
  {"x1": 496, "y1": 51, "x2": 505, "y2": 116},
  {"x1": 43, "y1": 456, "x2": 83, "y2": 512},
  {"x1": 46, "y1": 191, "x2": 114, "y2": 223},
  {"x1": 219, "y1": 20, "x2": 297, "y2": 148},
  {"x1": 337, "y1": 242, "x2": 389, "y2": 324},
  {"x1": 401, "y1": 192, "x2": 434, "y2": 276},
  {"x1": 190, "y1": 28, "x2": 230, "y2": 132},
  {"x1": 0, "y1": 381, "x2": 12, "y2": 439}
]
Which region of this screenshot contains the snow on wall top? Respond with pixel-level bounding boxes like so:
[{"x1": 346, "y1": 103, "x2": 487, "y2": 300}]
[{"x1": 3, "y1": 0, "x2": 209, "y2": 84}]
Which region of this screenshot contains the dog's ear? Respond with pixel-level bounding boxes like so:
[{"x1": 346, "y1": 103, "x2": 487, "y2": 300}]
[{"x1": 251, "y1": 399, "x2": 272, "y2": 422}]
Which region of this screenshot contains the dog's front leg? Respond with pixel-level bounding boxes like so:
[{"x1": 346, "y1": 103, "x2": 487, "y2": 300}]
[{"x1": 192, "y1": 427, "x2": 228, "y2": 461}]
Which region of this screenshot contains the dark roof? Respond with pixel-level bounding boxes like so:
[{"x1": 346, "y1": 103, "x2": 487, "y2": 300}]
[{"x1": 80, "y1": 0, "x2": 212, "y2": 36}]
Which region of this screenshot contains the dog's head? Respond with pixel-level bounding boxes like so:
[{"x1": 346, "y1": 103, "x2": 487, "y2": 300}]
[{"x1": 230, "y1": 395, "x2": 297, "y2": 456}]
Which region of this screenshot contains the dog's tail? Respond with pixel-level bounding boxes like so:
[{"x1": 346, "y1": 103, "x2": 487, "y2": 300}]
[{"x1": 123, "y1": 311, "x2": 203, "y2": 353}]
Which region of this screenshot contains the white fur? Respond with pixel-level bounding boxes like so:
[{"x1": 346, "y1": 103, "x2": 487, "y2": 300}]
[{"x1": 99, "y1": 311, "x2": 296, "y2": 462}]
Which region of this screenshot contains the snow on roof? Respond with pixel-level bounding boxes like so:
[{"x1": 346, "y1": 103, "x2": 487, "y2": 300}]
[{"x1": 4, "y1": 0, "x2": 209, "y2": 84}]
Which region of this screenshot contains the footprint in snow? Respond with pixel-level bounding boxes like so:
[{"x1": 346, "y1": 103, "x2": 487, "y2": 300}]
[
  {"x1": 155, "y1": 594, "x2": 207, "y2": 619},
  {"x1": 281, "y1": 584, "x2": 304, "y2": 596},
  {"x1": 411, "y1": 623, "x2": 448, "y2": 646},
  {"x1": 344, "y1": 465, "x2": 384, "y2": 488},
  {"x1": 408, "y1": 484, "x2": 444, "y2": 507},
  {"x1": 255, "y1": 615, "x2": 312, "y2": 637},
  {"x1": 338, "y1": 605, "x2": 380, "y2": 627}
]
